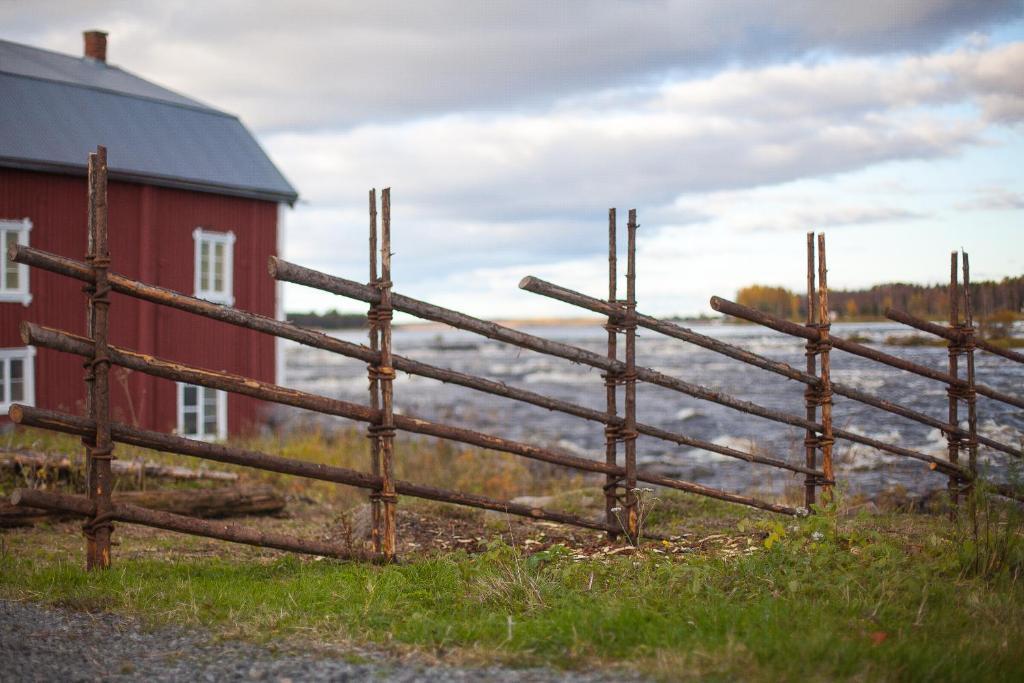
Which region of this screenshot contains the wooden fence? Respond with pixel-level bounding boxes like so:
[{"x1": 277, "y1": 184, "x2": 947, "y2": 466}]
[{"x1": 6, "y1": 146, "x2": 1022, "y2": 568}]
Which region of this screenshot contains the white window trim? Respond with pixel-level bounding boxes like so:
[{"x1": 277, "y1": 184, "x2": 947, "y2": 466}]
[
  {"x1": 0, "y1": 218, "x2": 33, "y2": 306},
  {"x1": 192, "y1": 227, "x2": 235, "y2": 306},
  {"x1": 0, "y1": 346, "x2": 36, "y2": 411},
  {"x1": 176, "y1": 383, "x2": 228, "y2": 441}
]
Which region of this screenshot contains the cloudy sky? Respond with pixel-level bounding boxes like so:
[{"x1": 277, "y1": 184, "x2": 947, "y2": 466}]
[{"x1": 4, "y1": 1, "x2": 1023, "y2": 317}]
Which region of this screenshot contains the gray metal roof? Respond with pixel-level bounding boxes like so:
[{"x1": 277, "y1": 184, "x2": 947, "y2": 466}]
[{"x1": 0, "y1": 38, "x2": 298, "y2": 204}]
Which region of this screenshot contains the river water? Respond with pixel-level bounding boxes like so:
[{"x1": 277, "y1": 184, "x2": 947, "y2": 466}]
[{"x1": 283, "y1": 321, "x2": 1023, "y2": 499}]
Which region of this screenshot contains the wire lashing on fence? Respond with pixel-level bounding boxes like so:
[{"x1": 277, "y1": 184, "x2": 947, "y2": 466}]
[
  {"x1": 802, "y1": 322, "x2": 835, "y2": 493},
  {"x1": 83, "y1": 146, "x2": 115, "y2": 569}
]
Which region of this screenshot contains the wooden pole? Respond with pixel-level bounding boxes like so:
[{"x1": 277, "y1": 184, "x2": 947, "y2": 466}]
[
  {"x1": 962, "y1": 252, "x2": 979, "y2": 514},
  {"x1": 86, "y1": 146, "x2": 114, "y2": 569},
  {"x1": 367, "y1": 189, "x2": 382, "y2": 552},
  {"x1": 377, "y1": 188, "x2": 397, "y2": 560},
  {"x1": 82, "y1": 151, "x2": 98, "y2": 567},
  {"x1": 623, "y1": 209, "x2": 639, "y2": 541},
  {"x1": 803, "y1": 233, "x2": 818, "y2": 508},
  {"x1": 816, "y1": 233, "x2": 834, "y2": 502},
  {"x1": 947, "y1": 252, "x2": 961, "y2": 517},
  {"x1": 11, "y1": 488, "x2": 381, "y2": 562},
  {"x1": 604, "y1": 208, "x2": 620, "y2": 539}
]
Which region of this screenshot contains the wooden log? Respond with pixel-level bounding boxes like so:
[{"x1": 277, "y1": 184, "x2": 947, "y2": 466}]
[
  {"x1": 10, "y1": 406, "x2": 622, "y2": 533},
  {"x1": 962, "y1": 253, "x2": 979, "y2": 503},
  {"x1": 623, "y1": 210, "x2": 638, "y2": 540},
  {"x1": 9, "y1": 488, "x2": 379, "y2": 562},
  {"x1": 366, "y1": 188, "x2": 382, "y2": 551},
  {"x1": 804, "y1": 232, "x2": 818, "y2": 507},
  {"x1": 885, "y1": 306, "x2": 1024, "y2": 365},
  {"x1": 1, "y1": 485, "x2": 285, "y2": 527},
  {"x1": 710, "y1": 295, "x2": 1024, "y2": 411},
  {"x1": 88, "y1": 145, "x2": 115, "y2": 569},
  {"x1": 816, "y1": 234, "x2": 834, "y2": 501},
  {"x1": 947, "y1": 252, "x2": 962, "y2": 516},
  {"x1": 604, "y1": 207, "x2": 619, "y2": 538},
  {"x1": 1, "y1": 450, "x2": 239, "y2": 481},
  {"x1": 377, "y1": 187, "x2": 397, "y2": 560}
]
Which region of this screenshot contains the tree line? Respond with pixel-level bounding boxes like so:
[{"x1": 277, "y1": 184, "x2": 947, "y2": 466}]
[
  {"x1": 736, "y1": 276, "x2": 1024, "y2": 322},
  {"x1": 287, "y1": 309, "x2": 367, "y2": 329}
]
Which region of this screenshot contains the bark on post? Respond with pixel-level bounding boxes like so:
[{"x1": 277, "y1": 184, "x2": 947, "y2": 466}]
[
  {"x1": 85, "y1": 146, "x2": 114, "y2": 569},
  {"x1": 803, "y1": 233, "x2": 818, "y2": 508},
  {"x1": 962, "y1": 252, "x2": 979, "y2": 514},
  {"x1": 603, "y1": 208, "x2": 621, "y2": 539},
  {"x1": 946, "y1": 252, "x2": 961, "y2": 517},
  {"x1": 815, "y1": 233, "x2": 834, "y2": 503},
  {"x1": 376, "y1": 188, "x2": 397, "y2": 560},
  {"x1": 366, "y1": 189, "x2": 382, "y2": 551},
  {"x1": 82, "y1": 151, "x2": 97, "y2": 566},
  {"x1": 623, "y1": 209, "x2": 639, "y2": 542}
]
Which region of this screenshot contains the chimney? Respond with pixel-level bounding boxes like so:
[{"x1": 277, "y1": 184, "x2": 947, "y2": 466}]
[{"x1": 83, "y1": 30, "x2": 108, "y2": 63}]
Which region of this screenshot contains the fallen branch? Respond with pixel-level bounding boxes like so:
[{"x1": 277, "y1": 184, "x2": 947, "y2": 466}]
[
  {"x1": 1, "y1": 450, "x2": 238, "y2": 482},
  {"x1": 0, "y1": 485, "x2": 283, "y2": 528}
]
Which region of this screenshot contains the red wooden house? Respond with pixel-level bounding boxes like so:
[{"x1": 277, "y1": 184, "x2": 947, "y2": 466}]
[{"x1": 0, "y1": 31, "x2": 298, "y2": 438}]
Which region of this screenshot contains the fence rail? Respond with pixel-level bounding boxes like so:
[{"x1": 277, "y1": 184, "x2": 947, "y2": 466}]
[{"x1": 706, "y1": 236, "x2": 1022, "y2": 509}]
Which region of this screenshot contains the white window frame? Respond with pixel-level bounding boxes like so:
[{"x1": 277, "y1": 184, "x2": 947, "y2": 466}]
[
  {"x1": 0, "y1": 347, "x2": 36, "y2": 411},
  {"x1": 176, "y1": 383, "x2": 227, "y2": 441},
  {"x1": 0, "y1": 218, "x2": 32, "y2": 306},
  {"x1": 192, "y1": 228, "x2": 235, "y2": 305}
]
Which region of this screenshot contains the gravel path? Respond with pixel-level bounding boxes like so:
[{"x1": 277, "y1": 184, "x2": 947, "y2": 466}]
[{"x1": 0, "y1": 600, "x2": 644, "y2": 682}]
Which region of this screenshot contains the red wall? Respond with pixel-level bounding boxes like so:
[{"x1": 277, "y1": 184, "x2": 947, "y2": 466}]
[{"x1": 0, "y1": 167, "x2": 279, "y2": 436}]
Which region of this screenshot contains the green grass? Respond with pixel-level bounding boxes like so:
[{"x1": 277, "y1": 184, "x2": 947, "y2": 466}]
[
  {"x1": 3, "y1": 498, "x2": 1023, "y2": 682},
  {"x1": 4, "y1": 425, "x2": 1023, "y2": 680}
]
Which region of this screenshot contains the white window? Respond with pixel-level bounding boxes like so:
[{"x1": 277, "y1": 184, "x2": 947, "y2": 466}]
[
  {"x1": 0, "y1": 347, "x2": 35, "y2": 410},
  {"x1": 193, "y1": 228, "x2": 235, "y2": 305},
  {"x1": 177, "y1": 383, "x2": 227, "y2": 440},
  {"x1": 0, "y1": 218, "x2": 32, "y2": 305}
]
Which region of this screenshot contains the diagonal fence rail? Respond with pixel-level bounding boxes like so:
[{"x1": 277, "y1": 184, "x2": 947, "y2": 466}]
[{"x1": 706, "y1": 237, "x2": 1023, "y2": 509}]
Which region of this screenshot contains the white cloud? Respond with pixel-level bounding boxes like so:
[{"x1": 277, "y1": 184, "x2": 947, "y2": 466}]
[
  {"x1": 268, "y1": 41, "x2": 1024, "y2": 295},
  {"x1": 2, "y1": 0, "x2": 1019, "y2": 129}
]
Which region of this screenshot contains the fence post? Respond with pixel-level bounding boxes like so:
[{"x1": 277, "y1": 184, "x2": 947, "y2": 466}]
[
  {"x1": 84, "y1": 146, "x2": 115, "y2": 569},
  {"x1": 961, "y1": 252, "x2": 978, "y2": 519},
  {"x1": 81, "y1": 151, "x2": 97, "y2": 567},
  {"x1": 623, "y1": 209, "x2": 639, "y2": 542},
  {"x1": 603, "y1": 208, "x2": 621, "y2": 539},
  {"x1": 803, "y1": 233, "x2": 818, "y2": 508},
  {"x1": 815, "y1": 233, "x2": 834, "y2": 503},
  {"x1": 366, "y1": 188, "x2": 382, "y2": 552},
  {"x1": 946, "y1": 252, "x2": 961, "y2": 518},
  {"x1": 376, "y1": 188, "x2": 397, "y2": 560}
]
